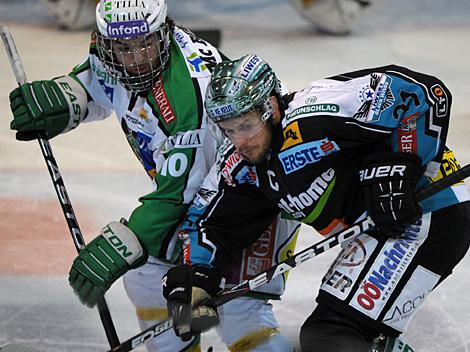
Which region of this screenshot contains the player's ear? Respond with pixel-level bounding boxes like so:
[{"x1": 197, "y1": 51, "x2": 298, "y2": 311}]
[{"x1": 270, "y1": 96, "x2": 282, "y2": 124}]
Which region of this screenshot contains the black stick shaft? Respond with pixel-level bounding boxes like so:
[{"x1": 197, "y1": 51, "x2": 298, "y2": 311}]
[
  {"x1": 0, "y1": 25, "x2": 120, "y2": 348},
  {"x1": 416, "y1": 164, "x2": 470, "y2": 202}
]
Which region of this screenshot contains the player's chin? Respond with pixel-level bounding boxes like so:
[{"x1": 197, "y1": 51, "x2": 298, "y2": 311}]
[
  {"x1": 241, "y1": 150, "x2": 264, "y2": 164},
  {"x1": 127, "y1": 65, "x2": 152, "y2": 75}
]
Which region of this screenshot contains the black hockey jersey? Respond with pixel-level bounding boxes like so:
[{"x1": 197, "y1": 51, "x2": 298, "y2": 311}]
[{"x1": 180, "y1": 65, "x2": 469, "y2": 269}]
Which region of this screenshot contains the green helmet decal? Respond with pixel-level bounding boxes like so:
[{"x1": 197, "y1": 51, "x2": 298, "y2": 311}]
[{"x1": 205, "y1": 54, "x2": 279, "y2": 122}]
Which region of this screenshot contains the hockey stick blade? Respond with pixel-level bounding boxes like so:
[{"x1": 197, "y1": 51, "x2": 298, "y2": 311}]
[
  {"x1": 109, "y1": 164, "x2": 470, "y2": 352},
  {"x1": 0, "y1": 25, "x2": 120, "y2": 348}
]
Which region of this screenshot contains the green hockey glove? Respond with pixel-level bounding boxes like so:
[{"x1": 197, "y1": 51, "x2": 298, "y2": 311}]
[
  {"x1": 69, "y1": 221, "x2": 148, "y2": 308},
  {"x1": 9, "y1": 76, "x2": 87, "y2": 140}
]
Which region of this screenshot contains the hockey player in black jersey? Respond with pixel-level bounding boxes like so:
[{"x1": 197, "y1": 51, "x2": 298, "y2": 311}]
[{"x1": 161, "y1": 54, "x2": 470, "y2": 351}]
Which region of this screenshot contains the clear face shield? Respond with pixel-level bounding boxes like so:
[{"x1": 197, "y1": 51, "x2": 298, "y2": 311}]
[
  {"x1": 218, "y1": 112, "x2": 267, "y2": 144},
  {"x1": 212, "y1": 97, "x2": 275, "y2": 146},
  {"x1": 96, "y1": 23, "x2": 170, "y2": 92}
]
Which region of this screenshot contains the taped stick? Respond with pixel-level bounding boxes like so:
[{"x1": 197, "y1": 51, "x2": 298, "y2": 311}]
[{"x1": 0, "y1": 25, "x2": 120, "y2": 348}]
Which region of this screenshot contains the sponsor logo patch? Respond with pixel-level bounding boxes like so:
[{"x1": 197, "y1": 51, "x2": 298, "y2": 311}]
[
  {"x1": 429, "y1": 148, "x2": 463, "y2": 184},
  {"x1": 207, "y1": 103, "x2": 236, "y2": 120},
  {"x1": 125, "y1": 113, "x2": 145, "y2": 128},
  {"x1": 240, "y1": 55, "x2": 261, "y2": 79},
  {"x1": 163, "y1": 130, "x2": 204, "y2": 151},
  {"x1": 366, "y1": 75, "x2": 395, "y2": 122},
  {"x1": 174, "y1": 31, "x2": 188, "y2": 48},
  {"x1": 92, "y1": 63, "x2": 116, "y2": 101},
  {"x1": 430, "y1": 84, "x2": 449, "y2": 118},
  {"x1": 107, "y1": 20, "x2": 150, "y2": 39},
  {"x1": 286, "y1": 104, "x2": 340, "y2": 121},
  {"x1": 321, "y1": 235, "x2": 378, "y2": 300},
  {"x1": 187, "y1": 52, "x2": 207, "y2": 72},
  {"x1": 383, "y1": 265, "x2": 440, "y2": 331},
  {"x1": 359, "y1": 164, "x2": 407, "y2": 181},
  {"x1": 242, "y1": 220, "x2": 276, "y2": 279},
  {"x1": 152, "y1": 77, "x2": 177, "y2": 124},
  {"x1": 398, "y1": 112, "x2": 419, "y2": 154},
  {"x1": 277, "y1": 168, "x2": 335, "y2": 219},
  {"x1": 305, "y1": 96, "x2": 317, "y2": 104},
  {"x1": 281, "y1": 121, "x2": 303, "y2": 151},
  {"x1": 279, "y1": 139, "x2": 340, "y2": 174},
  {"x1": 219, "y1": 150, "x2": 243, "y2": 186},
  {"x1": 350, "y1": 217, "x2": 428, "y2": 319}
]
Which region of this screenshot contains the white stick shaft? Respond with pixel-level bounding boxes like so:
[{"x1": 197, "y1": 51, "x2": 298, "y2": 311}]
[{"x1": 0, "y1": 25, "x2": 28, "y2": 85}]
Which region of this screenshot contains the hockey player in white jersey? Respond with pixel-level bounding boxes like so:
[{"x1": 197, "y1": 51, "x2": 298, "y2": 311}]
[{"x1": 8, "y1": 1, "x2": 299, "y2": 351}]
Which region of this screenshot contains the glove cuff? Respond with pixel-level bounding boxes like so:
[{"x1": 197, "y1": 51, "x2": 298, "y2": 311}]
[
  {"x1": 100, "y1": 221, "x2": 148, "y2": 268},
  {"x1": 53, "y1": 76, "x2": 88, "y2": 134},
  {"x1": 163, "y1": 265, "x2": 222, "y2": 301}
]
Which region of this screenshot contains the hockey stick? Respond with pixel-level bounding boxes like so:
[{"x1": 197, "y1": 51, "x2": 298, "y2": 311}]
[
  {"x1": 109, "y1": 164, "x2": 470, "y2": 352},
  {"x1": 0, "y1": 26, "x2": 120, "y2": 348}
]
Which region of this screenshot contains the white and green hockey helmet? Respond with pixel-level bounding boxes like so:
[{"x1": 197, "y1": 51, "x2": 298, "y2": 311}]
[
  {"x1": 95, "y1": 0, "x2": 170, "y2": 92},
  {"x1": 205, "y1": 54, "x2": 280, "y2": 123}
]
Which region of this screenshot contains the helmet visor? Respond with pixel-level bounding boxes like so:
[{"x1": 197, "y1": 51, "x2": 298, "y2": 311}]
[{"x1": 217, "y1": 110, "x2": 268, "y2": 144}]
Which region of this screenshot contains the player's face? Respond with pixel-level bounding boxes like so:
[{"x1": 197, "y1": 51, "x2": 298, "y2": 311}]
[
  {"x1": 112, "y1": 35, "x2": 159, "y2": 75},
  {"x1": 218, "y1": 110, "x2": 273, "y2": 164}
]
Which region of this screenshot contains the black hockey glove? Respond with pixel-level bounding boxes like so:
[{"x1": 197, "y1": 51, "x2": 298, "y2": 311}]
[
  {"x1": 162, "y1": 264, "x2": 222, "y2": 341},
  {"x1": 359, "y1": 152, "x2": 423, "y2": 238}
]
